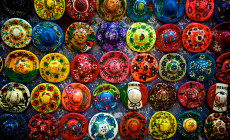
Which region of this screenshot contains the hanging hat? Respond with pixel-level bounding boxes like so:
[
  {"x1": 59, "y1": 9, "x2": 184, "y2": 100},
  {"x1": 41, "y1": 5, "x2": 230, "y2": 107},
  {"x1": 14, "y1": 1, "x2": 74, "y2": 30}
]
[
  {"x1": 96, "y1": 22, "x2": 126, "y2": 51},
  {"x1": 120, "y1": 81, "x2": 148, "y2": 110},
  {"x1": 59, "y1": 113, "x2": 88, "y2": 140},
  {"x1": 216, "y1": 52, "x2": 230, "y2": 83},
  {"x1": 207, "y1": 83, "x2": 229, "y2": 112},
  {"x1": 32, "y1": 21, "x2": 64, "y2": 52},
  {"x1": 0, "y1": 82, "x2": 30, "y2": 113},
  {"x1": 177, "y1": 111, "x2": 203, "y2": 139},
  {"x1": 126, "y1": 22, "x2": 156, "y2": 52},
  {"x1": 28, "y1": 113, "x2": 58, "y2": 140},
  {"x1": 159, "y1": 53, "x2": 186, "y2": 82},
  {"x1": 178, "y1": 81, "x2": 205, "y2": 109},
  {"x1": 120, "y1": 112, "x2": 148, "y2": 140},
  {"x1": 204, "y1": 113, "x2": 230, "y2": 139},
  {"x1": 1, "y1": 18, "x2": 32, "y2": 48},
  {"x1": 182, "y1": 23, "x2": 212, "y2": 53},
  {"x1": 62, "y1": 83, "x2": 91, "y2": 112},
  {"x1": 88, "y1": 113, "x2": 118, "y2": 140},
  {"x1": 149, "y1": 82, "x2": 176, "y2": 110},
  {"x1": 96, "y1": 0, "x2": 127, "y2": 21},
  {"x1": 4, "y1": 50, "x2": 39, "y2": 83},
  {"x1": 127, "y1": 0, "x2": 153, "y2": 22},
  {"x1": 0, "y1": 56, "x2": 3, "y2": 73},
  {"x1": 214, "y1": 0, "x2": 230, "y2": 22},
  {"x1": 185, "y1": 0, "x2": 214, "y2": 21},
  {"x1": 99, "y1": 51, "x2": 130, "y2": 83},
  {"x1": 31, "y1": 83, "x2": 61, "y2": 113},
  {"x1": 149, "y1": 111, "x2": 177, "y2": 139},
  {"x1": 0, "y1": 114, "x2": 27, "y2": 140},
  {"x1": 66, "y1": 0, "x2": 96, "y2": 21},
  {"x1": 40, "y1": 53, "x2": 70, "y2": 83},
  {"x1": 210, "y1": 23, "x2": 230, "y2": 54},
  {"x1": 34, "y1": 0, "x2": 65, "y2": 20},
  {"x1": 156, "y1": 24, "x2": 182, "y2": 52},
  {"x1": 131, "y1": 53, "x2": 158, "y2": 82},
  {"x1": 65, "y1": 22, "x2": 96, "y2": 53},
  {"x1": 92, "y1": 84, "x2": 120, "y2": 112},
  {"x1": 187, "y1": 53, "x2": 216, "y2": 81},
  {"x1": 153, "y1": 0, "x2": 186, "y2": 23},
  {"x1": 70, "y1": 54, "x2": 99, "y2": 83}
]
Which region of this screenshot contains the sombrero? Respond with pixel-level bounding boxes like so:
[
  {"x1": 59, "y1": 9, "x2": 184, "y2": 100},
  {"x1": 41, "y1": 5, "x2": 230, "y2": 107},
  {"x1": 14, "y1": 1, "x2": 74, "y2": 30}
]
[
  {"x1": 0, "y1": 56, "x2": 3, "y2": 73},
  {"x1": 149, "y1": 82, "x2": 176, "y2": 110},
  {"x1": 62, "y1": 83, "x2": 91, "y2": 112},
  {"x1": 88, "y1": 113, "x2": 118, "y2": 140},
  {"x1": 1, "y1": 18, "x2": 32, "y2": 48},
  {"x1": 66, "y1": 0, "x2": 96, "y2": 21},
  {"x1": 40, "y1": 53, "x2": 70, "y2": 83},
  {"x1": 65, "y1": 22, "x2": 96, "y2": 53},
  {"x1": 32, "y1": 21, "x2": 64, "y2": 52},
  {"x1": 34, "y1": 0, "x2": 65, "y2": 20},
  {"x1": 177, "y1": 81, "x2": 205, "y2": 109},
  {"x1": 59, "y1": 113, "x2": 88, "y2": 140},
  {"x1": 96, "y1": 22, "x2": 126, "y2": 51},
  {"x1": 130, "y1": 53, "x2": 158, "y2": 82},
  {"x1": 4, "y1": 50, "x2": 39, "y2": 83},
  {"x1": 187, "y1": 53, "x2": 216, "y2": 81},
  {"x1": 31, "y1": 83, "x2": 61, "y2": 113},
  {"x1": 215, "y1": 52, "x2": 230, "y2": 83},
  {"x1": 70, "y1": 53, "x2": 99, "y2": 83},
  {"x1": 99, "y1": 51, "x2": 130, "y2": 83},
  {"x1": 120, "y1": 81, "x2": 148, "y2": 110},
  {"x1": 214, "y1": 0, "x2": 230, "y2": 22},
  {"x1": 0, "y1": 82, "x2": 30, "y2": 113}
]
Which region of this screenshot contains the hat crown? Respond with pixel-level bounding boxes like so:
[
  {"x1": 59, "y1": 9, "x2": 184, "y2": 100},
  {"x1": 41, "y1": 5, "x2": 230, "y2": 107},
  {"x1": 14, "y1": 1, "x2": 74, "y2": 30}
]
[
  {"x1": 40, "y1": 92, "x2": 51, "y2": 105},
  {"x1": 99, "y1": 91, "x2": 113, "y2": 105},
  {"x1": 213, "y1": 119, "x2": 226, "y2": 137},
  {"x1": 48, "y1": 61, "x2": 62, "y2": 74},
  {"x1": 98, "y1": 122, "x2": 109, "y2": 135},
  {"x1": 109, "y1": 60, "x2": 121, "y2": 73},
  {"x1": 134, "y1": 0, "x2": 147, "y2": 14},
  {"x1": 72, "y1": 89, "x2": 83, "y2": 103},
  {"x1": 128, "y1": 88, "x2": 142, "y2": 103},
  {"x1": 159, "y1": 119, "x2": 170, "y2": 132},
  {"x1": 6, "y1": 88, "x2": 22, "y2": 105},
  {"x1": 45, "y1": 0, "x2": 56, "y2": 10},
  {"x1": 15, "y1": 58, "x2": 32, "y2": 74},
  {"x1": 195, "y1": 59, "x2": 209, "y2": 74},
  {"x1": 167, "y1": 60, "x2": 179, "y2": 74},
  {"x1": 105, "y1": 29, "x2": 119, "y2": 42},
  {"x1": 41, "y1": 28, "x2": 56, "y2": 46},
  {"x1": 3, "y1": 120, "x2": 18, "y2": 135},
  {"x1": 215, "y1": 91, "x2": 227, "y2": 105},
  {"x1": 163, "y1": 0, "x2": 178, "y2": 16},
  {"x1": 186, "y1": 88, "x2": 198, "y2": 101},
  {"x1": 74, "y1": 0, "x2": 88, "y2": 12},
  {"x1": 183, "y1": 118, "x2": 197, "y2": 132},
  {"x1": 128, "y1": 119, "x2": 140, "y2": 133},
  {"x1": 106, "y1": 0, "x2": 117, "y2": 12}
]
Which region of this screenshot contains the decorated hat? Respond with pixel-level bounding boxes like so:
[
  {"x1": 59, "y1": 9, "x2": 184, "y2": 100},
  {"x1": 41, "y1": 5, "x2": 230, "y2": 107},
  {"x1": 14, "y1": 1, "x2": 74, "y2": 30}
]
[
  {"x1": 93, "y1": 84, "x2": 120, "y2": 112},
  {"x1": 159, "y1": 53, "x2": 186, "y2": 82},
  {"x1": 28, "y1": 113, "x2": 58, "y2": 140},
  {"x1": 210, "y1": 23, "x2": 230, "y2": 54},
  {"x1": 216, "y1": 52, "x2": 230, "y2": 83},
  {"x1": 131, "y1": 53, "x2": 158, "y2": 82},
  {"x1": 156, "y1": 24, "x2": 182, "y2": 52},
  {"x1": 182, "y1": 23, "x2": 212, "y2": 53},
  {"x1": 0, "y1": 82, "x2": 30, "y2": 113},
  {"x1": 187, "y1": 53, "x2": 216, "y2": 81},
  {"x1": 70, "y1": 53, "x2": 99, "y2": 83},
  {"x1": 99, "y1": 51, "x2": 130, "y2": 83},
  {"x1": 89, "y1": 113, "x2": 118, "y2": 140},
  {"x1": 31, "y1": 83, "x2": 61, "y2": 113},
  {"x1": 185, "y1": 0, "x2": 214, "y2": 21},
  {"x1": 65, "y1": 22, "x2": 95, "y2": 53},
  {"x1": 214, "y1": 0, "x2": 230, "y2": 22},
  {"x1": 120, "y1": 112, "x2": 147, "y2": 139},
  {"x1": 66, "y1": 0, "x2": 96, "y2": 21},
  {"x1": 0, "y1": 114, "x2": 27, "y2": 140},
  {"x1": 40, "y1": 53, "x2": 70, "y2": 83},
  {"x1": 1, "y1": 18, "x2": 32, "y2": 48},
  {"x1": 149, "y1": 82, "x2": 176, "y2": 110},
  {"x1": 96, "y1": 0, "x2": 127, "y2": 21},
  {"x1": 62, "y1": 83, "x2": 91, "y2": 112},
  {"x1": 177, "y1": 111, "x2": 203, "y2": 139},
  {"x1": 153, "y1": 0, "x2": 186, "y2": 23},
  {"x1": 121, "y1": 81, "x2": 148, "y2": 110},
  {"x1": 59, "y1": 113, "x2": 88, "y2": 140},
  {"x1": 96, "y1": 22, "x2": 126, "y2": 51},
  {"x1": 34, "y1": 0, "x2": 65, "y2": 20},
  {"x1": 126, "y1": 22, "x2": 156, "y2": 52},
  {"x1": 32, "y1": 21, "x2": 64, "y2": 52},
  {"x1": 127, "y1": 0, "x2": 153, "y2": 22},
  {"x1": 149, "y1": 111, "x2": 177, "y2": 139},
  {"x1": 207, "y1": 83, "x2": 229, "y2": 112},
  {"x1": 0, "y1": 56, "x2": 3, "y2": 73},
  {"x1": 5, "y1": 50, "x2": 39, "y2": 83},
  {"x1": 177, "y1": 81, "x2": 205, "y2": 109},
  {"x1": 204, "y1": 113, "x2": 230, "y2": 139}
]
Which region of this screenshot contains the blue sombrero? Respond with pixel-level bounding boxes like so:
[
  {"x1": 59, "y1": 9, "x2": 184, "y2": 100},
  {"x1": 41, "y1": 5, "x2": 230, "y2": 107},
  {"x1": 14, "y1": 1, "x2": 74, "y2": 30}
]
[
  {"x1": 32, "y1": 21, "x2": 64, "y2": 52},
  {"x1": 153, "y1": 0, "x2": 186, "y2": 23},
  {"x1": 214, "y1": 0, "x2": 230, "y2": 22}
]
